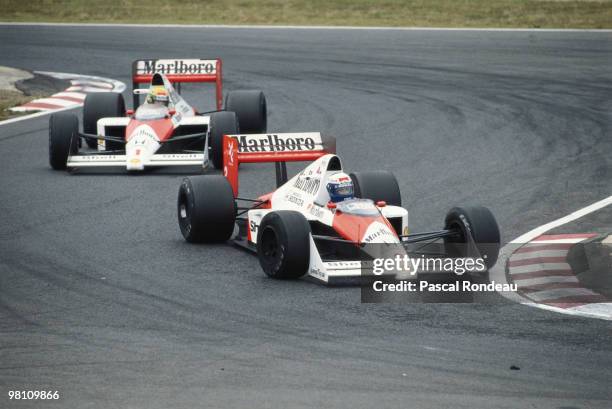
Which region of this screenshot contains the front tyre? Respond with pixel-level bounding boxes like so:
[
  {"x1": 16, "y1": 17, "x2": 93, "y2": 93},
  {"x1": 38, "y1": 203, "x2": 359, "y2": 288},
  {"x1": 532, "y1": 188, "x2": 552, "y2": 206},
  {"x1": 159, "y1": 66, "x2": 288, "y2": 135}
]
[
  {"x1": 444, "y1": 206, "x2": 500, "y2": 269},
  {"x1": 177, "y1": 175, "x2": 236, "y2": 243},
  {"x1": 257, "y1": 211, "x2": 311, "y2": 279},
  {"x1": 225, "y1": 90, "x2": 267, "y2": 134},
  {"x1": 49, "y1": 113, "x2": 79, "y2": 170},
  {"x1": 83, "y1": 92, "x2": 126, "y2": 150}
]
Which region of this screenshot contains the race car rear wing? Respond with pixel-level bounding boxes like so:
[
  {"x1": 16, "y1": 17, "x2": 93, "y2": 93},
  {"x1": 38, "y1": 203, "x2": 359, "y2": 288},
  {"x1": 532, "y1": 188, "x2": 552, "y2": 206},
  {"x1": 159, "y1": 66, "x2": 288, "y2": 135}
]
[
  {"x1": 223, "y1": 133, "x2": 336, "y2": 197},
  {"x1": 131, "y1": 58, "x2": 223, "y2": 110}
]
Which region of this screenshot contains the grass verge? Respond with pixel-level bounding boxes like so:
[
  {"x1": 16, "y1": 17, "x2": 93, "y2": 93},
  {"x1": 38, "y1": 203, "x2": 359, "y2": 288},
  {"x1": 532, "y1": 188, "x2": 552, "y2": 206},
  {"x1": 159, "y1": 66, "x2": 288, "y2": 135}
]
[
  {"x1": 1, "y1": 0, "x2": 611, "y2": 29},
  {"x1": 0, "y1": 90, "x2": 38, "y2": 121}
]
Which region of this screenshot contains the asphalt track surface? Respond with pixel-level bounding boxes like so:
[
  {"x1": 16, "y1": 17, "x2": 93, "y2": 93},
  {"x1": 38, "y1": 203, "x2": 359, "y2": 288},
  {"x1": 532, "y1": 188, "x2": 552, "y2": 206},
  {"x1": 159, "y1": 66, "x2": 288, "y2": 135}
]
[{"x1": 0, "y1": 25, "x2": 611, "y2": 409}]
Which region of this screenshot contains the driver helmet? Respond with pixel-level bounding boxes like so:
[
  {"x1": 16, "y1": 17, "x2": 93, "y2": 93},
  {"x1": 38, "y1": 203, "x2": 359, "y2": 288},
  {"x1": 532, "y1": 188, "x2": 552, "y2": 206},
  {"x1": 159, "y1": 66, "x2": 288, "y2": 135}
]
[
  {"x1": 146, "y1": 85, "x2": 169, "y2": 106},
  {"x1": 326, "y1": 172, "x2": 354, "y2": 203}
]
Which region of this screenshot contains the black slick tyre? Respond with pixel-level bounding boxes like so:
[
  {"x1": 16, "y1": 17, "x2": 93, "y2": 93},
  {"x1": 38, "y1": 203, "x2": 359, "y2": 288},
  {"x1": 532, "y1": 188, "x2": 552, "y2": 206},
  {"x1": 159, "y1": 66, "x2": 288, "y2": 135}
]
[
  {"x1": 83, "y1": 92, "x2": 126, "y2": 150},
  {"x1": 224, "y1": 90, "x2": 267, "y2": 134},
  {"x1": 208, "y1": 111, "x2": 239, "y2": 170},
  {"x1": 177, "y1": 175, "x2": 236, "y2": 243},
  {"x1": 49, "y1": 112, "x2": 79, "y2": 170},
  {"x1": 444, "y1": 206, "x2": 500, "y2": 269},
  {"x1": 349, "y1": 171, "x2": 402, "y2": 206},
  {"x1": 256, "y1": 211, "x2": 311, "y2": 279}
]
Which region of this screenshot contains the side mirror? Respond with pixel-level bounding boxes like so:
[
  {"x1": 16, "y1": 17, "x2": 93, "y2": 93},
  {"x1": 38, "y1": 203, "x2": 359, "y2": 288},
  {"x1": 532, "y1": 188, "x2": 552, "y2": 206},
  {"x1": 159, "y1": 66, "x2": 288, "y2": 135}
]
[
  {"x1": 376, "y1": 201, "x2": 387, "y2": 207},
  {"x1": 126, "y1": 109, "x2": 134, "y2": 116}
]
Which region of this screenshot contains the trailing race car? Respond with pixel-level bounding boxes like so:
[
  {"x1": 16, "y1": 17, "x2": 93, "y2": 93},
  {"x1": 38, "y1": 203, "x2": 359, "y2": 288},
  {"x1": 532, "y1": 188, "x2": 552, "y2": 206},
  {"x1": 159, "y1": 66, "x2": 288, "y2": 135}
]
[
  {"x1": 48, "y1": 58, "x2": 267, "y2": 171},
  {"x1": 176, "y1": 133, "x2": 501, "y2": 283}
]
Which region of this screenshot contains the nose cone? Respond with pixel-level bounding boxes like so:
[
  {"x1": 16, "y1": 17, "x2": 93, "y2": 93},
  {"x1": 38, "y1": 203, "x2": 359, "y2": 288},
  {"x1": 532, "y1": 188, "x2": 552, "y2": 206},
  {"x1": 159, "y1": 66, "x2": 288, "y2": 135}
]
[
  {"x1": 333, "y1": 212, "x2": 400, "y2": 245},
  {"x1": 126, "y1": 124, "x2": 161, "y2": 170},
  {"x1": 361, "y1": 221, "x2": 400, "y2": 244},
  {"x1": 332, "y1": 212, "x2": 413, "y2": 277},
  {"x1": 361, "y1": 221, "x2": 411, "y2": 276}
]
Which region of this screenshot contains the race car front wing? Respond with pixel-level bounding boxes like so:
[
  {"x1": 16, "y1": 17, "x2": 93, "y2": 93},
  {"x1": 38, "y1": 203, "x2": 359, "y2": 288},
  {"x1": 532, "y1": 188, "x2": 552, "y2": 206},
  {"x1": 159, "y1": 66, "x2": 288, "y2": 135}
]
[{"x1": 66, "y1": 153, "x2": 205, "y2": 168}]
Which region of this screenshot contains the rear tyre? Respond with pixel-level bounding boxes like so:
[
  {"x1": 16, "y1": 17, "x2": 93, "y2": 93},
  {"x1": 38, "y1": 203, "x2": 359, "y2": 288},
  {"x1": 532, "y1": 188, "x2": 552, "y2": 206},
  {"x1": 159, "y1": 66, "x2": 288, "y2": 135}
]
[
  {"x1": 444, "y1": 206, "x2": 500, "y2": 269},
  {"x1": 177, "y1": 175, "x2": 236, "y2": 243},
  {"x1": 225, "y1": 90, "x2": 267, "y2": 134},
  {"x1": 349, "y1": 171, "x2": 402, "y2": 206},
  {"x1": 209, "y1": 111, "x2": 239, "y2": 170},
  {"x1": 257, "y1": 211, "x2": 310, "y2": 279},
  {"x1": 49, "y1": 113, "x2": 79, "y2": 170},
  {"x1": 83, "y1": 92, "x2": 125, "y2": 150}
]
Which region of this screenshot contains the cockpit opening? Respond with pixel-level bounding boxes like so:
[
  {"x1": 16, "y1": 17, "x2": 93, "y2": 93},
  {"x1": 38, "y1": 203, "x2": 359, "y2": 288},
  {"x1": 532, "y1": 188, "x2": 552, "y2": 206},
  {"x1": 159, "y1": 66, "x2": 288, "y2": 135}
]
[{"x1": 327, "y1": 156, "x2": 342, "y2": 171}]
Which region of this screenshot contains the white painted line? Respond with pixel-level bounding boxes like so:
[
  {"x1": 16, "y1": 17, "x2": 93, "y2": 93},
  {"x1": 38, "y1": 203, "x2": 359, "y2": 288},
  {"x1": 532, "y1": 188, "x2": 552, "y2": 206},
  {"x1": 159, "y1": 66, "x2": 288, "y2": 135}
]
[
  {"x1": 489, "y1": 194, "x2": 612, "y2": 320},
  {"x1": 10, "y1": 106, "x2": 50, "y2": 112},
  {"x1": 525, "y1": 238, "x2": 591, "y2": 244},
  {"x1": 1, "y1": 22, "x2": 611, "y2": 32},
  {"x1": 27, "y1": 97, "x2": 79, "y2": 107},
  {"x1": 66, "y1": 85, "x2": 115, "y2": 93},
  {"x1": 53, "y1": 91, "x2": 87, "y2": 100},
  {"x1": 508, "y1": 262, "x2": 571, "y2": 275},
  {"x1": 532, "y1": 234, "x2": 596, "y2": 241},
  {"x1": 517, "y1": 242, "x2": 573, "y2": 249},
  {"x1": 567, "y1": 303, "x2": 612, "y2": 319},
  {"x1": 514, "y1": 276, "x2": 578, "y2": 287},
  {"x1": 79, "y1": 86, "x2": 117, "y2": 93},
  {"x1": 511, "y1": 197, "x2": 612, "y2": 244},
  {"x1": 69, "y1": 80, "x2": 113, "y2": 88},
  {"x1": 527, "y1": 287, "x2": 598, "y2": 302},
  {"x1": 509, "y1": 250, "x2": 568, "y2": 261},
  {"x1": 531, "y1": 302, "x2": 612, "y2": 320}
]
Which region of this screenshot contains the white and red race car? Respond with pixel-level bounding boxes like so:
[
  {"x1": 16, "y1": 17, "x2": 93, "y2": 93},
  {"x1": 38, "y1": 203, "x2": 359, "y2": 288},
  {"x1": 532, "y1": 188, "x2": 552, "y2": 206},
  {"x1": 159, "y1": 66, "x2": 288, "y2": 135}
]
[
  {"x1": 49, "y1": 58, "x2": 266, "y2": 171},
  {"x1": 176, "y1": 133, "x2": 501, "y2": 283}
]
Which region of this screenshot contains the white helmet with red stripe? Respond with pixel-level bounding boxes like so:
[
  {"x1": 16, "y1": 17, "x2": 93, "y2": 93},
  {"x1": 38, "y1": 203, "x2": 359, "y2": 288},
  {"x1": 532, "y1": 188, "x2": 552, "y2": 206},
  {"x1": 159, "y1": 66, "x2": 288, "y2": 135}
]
[{"x1": 326, "y1": 172, "x2": 354, "y2": 203}]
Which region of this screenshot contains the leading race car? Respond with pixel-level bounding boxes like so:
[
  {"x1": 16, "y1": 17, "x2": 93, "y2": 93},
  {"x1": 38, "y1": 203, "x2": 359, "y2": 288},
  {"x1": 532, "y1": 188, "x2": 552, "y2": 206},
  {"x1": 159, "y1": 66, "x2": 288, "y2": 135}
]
[
  {"x1": 48, "y1": 58, "x2": 267, "y2": 172},
  {"x1": 176, "y1": 133, "x2": 501, "y2": 284}
]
